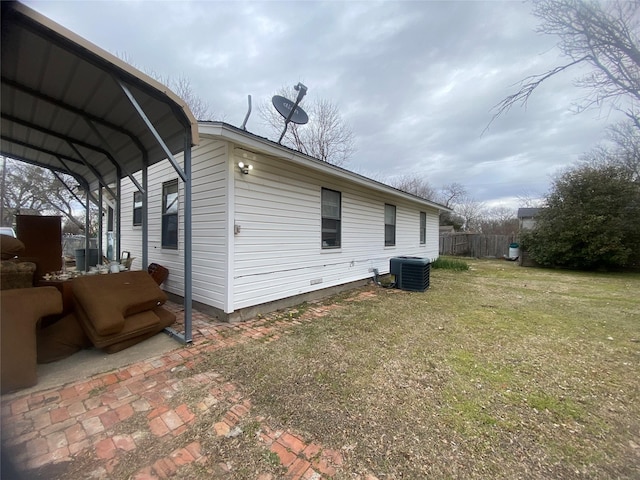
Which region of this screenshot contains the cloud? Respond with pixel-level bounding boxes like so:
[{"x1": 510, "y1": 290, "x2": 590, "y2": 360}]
[{"x1": 24, "y1": 0, "x2": 628, "y2": 208}]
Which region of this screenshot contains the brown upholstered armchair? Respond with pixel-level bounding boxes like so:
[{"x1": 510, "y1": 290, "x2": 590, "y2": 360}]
[{"x1": 1, "y1": 287, "x2": 63, "y2": 393}]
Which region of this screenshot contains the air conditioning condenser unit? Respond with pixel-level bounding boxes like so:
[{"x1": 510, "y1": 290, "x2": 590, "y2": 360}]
[{"x1": 389, "y1": 256, "x2": 431, "y2": 292}]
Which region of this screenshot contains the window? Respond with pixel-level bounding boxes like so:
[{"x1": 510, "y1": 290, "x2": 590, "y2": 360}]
[
  {"x1": 321, "y1": 188, "x2": 341, "y2": 248},
  {"x1": 107, "y1": 206, "x2": 114, "y2": 231},
  {"x1": 385, "y1": 204, "x2": 396, "y2": 246},
  {"x1": 420, "y1": 211, "x2": 426, "y2": 244},
  {"x1": 162, "y1": 180, "x2": 178, "y2": 249},
  {"x1": 133, "y1": 192, "x2": 143, "y2": 226}
]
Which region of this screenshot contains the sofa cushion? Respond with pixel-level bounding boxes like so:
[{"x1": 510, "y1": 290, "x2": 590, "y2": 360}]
[
  {"x1": 37, "y1": 313, "x2": 92, "y2": 363},
  {"x1": 101, "y1": 306, "x2": 176, "y2": 354},
  {"x1": 0, "y1": 235, "x2": 25, "y2": 260},
  {"x1": 72, "y1": 271, "x2": 167, "y2": 336},
  {"x1": 74, "y1": 300, "x2": 163, "y2": 349}
]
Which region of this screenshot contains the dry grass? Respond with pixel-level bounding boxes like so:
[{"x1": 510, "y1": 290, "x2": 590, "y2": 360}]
[
  {"x1": 195, "y1": 259, "x2": 640, "y2": 479},
  {"x1": 25, "y1": 260, "x2": 638, "y2": 479}
]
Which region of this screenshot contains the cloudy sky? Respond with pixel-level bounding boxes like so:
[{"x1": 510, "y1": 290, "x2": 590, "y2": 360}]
[{"x1": 25, "y1": 0, "x2": 626, "y2": 210}]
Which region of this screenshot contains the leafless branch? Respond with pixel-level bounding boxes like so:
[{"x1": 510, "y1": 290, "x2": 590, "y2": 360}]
[{"x1": 487, "y1": 0, "x2": 640, "y2": 132}]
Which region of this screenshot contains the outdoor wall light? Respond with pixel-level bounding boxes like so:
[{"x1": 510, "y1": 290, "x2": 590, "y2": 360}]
[{"x1": 238, "y1": 161, "x2": 253, "y2": 174}]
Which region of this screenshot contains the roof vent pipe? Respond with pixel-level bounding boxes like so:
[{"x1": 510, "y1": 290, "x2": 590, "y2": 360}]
[{"x1": 241, "y1": 95, "x2": 252, "y2": 131}]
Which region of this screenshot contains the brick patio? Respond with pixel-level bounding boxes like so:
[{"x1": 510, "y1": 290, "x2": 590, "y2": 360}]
[{"x1": 1, "y1": 292, "x2": 381, "y2": 479}]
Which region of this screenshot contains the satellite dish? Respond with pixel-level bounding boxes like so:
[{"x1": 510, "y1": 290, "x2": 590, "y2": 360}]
[
  {"x1": 274, "y1": 83, "x2": 309, "y2": 144},
  {"x1": 272, "y1": 95, "x2": 309, "y2": 125}
]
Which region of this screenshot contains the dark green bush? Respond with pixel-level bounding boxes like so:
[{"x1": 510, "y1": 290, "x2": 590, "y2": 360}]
[{"x1": 431, "y1": 256, "x2": 469, "y2": 271}]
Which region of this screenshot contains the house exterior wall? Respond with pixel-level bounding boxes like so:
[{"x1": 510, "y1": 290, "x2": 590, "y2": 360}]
[
  {"x1": 230, "y1": 148, "x2": 439, "y2": 311},
  {"x1": 519, "y1": 217, "x2": 537, "y2": 230},
  {"x1": 118, "y1": 138, "x2": 229, "y2": 310},
  {"x1": 116, "y1": 133, "x2": 441, "y2": 315}
]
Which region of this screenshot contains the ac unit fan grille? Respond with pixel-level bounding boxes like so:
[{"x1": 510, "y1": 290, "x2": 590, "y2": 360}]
[{"x1": 400, "y1": 263, "x2": 430, "y2": 291}]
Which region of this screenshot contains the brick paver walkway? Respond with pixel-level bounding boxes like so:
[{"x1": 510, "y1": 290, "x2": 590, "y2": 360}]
[{"x1": 1, "y1": 292, "x2": 381, "y2": 480}]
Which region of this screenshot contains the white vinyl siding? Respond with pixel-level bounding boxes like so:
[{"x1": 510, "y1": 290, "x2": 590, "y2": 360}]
[
  {"x1": 118, "y1": 133, "x2": 441, "y2": 315},
  {"x1": 231, "y1": 150, "x2": 440, "y2": 310},
  {"x1": 119, "y1": 138, "x2": 229, "y2": 310}
]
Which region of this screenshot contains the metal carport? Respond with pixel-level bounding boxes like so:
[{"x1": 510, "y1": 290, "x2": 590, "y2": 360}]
[{"x1": 1, "y1": 1, "x2": 197, "y2": 343}]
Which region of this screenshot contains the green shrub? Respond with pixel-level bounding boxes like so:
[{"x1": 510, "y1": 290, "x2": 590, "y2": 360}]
[{"x1": 431, "y1": 256, "x2": 469, "y2": 271}]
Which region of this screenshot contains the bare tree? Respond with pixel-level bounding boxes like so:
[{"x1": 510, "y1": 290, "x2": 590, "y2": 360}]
[
  {"x1": 0, "y1": 159, "x2": 96, "y2": 233},
  {"x1": 455, "y1": 195, "x2": 486, "y2": 232},
  {"x1": 388, "y1": 174, "x2": 437, "y2": 200},
  {"x1": 260, "y1": 86, "x2": 355, "y2": 166},
  {"x1": 490, "y1": 0, "x2": 640, "y2": 129},
  {"x1": 0, "y1": 159, "x2": 48, "y2": 225},
  {"x1": 479, "y1": 206, "x2": 519, "y2": 235},
  {"x1": 435, "y1": 183, "x2": 480, "y2": 230},
  {"x1": 517, "y1": 189, "x2": 545, "y2": 208},
  {"x1": 116, "y1": 52, "x2": 213, "y2": 121},
  {"x1": 606, "y1": 121, "x2": 640, "y2": 180},
  {"x1": 438, "y1": 182, "x2": 467, "y2": 208},
  {"x1": 578, "y1": 120, "x2": 640, "y2": 183}
]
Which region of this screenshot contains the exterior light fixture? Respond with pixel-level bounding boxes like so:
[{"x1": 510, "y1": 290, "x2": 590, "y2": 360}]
[{"x1": 238, "y1": 161, "x2": 253, "y2": 174}]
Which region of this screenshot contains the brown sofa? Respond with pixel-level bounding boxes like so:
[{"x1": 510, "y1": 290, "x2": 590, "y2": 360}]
[
  {"x1": 72, "y1": 270, "x2": 176, "y2": 353},
  {"x1": 1, "y1": 287, "x2": 63, "y2": 393}
]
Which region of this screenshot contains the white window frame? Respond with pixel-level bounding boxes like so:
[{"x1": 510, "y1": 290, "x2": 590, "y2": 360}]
[
  {"x1": 133, "y1": 191, "x2": 143, "y2": 227},
  {"x1": 161, "y1": 179, "x2": 179, "y2": 250},
  {"x1": 385, "y1": 203, "x2": 396, "y2": 246},
  {"x1": 321, "y1": 188, "x2": 341, "y2": 249}
]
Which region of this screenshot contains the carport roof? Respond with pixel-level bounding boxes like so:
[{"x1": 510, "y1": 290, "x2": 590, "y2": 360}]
[{"x1": 0, "y1": 1, "x2": 199, "y2": 190}]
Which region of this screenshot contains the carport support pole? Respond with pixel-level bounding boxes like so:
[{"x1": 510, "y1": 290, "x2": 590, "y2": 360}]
[
  {"x1": 118, "y1": 80, "x2": 192, "y2": 344},
  {"x1": 116, "y1": 176, "x2": 121, "y2": 263},
  {"x1": 142, "y1": 165, "x2": 148, "y2": 270},
  {"x1": 98, "y1": 186, "x2": 103, "y2": 264},
  {"x1": 183, "y1": 133, "x2": 193, "y2": 343},
  {"x1": 84, "y1": 188, "x2": 90, "y2": 271}
]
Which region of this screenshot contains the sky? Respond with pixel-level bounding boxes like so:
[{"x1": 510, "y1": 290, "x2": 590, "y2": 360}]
[{"x1": 24, "y1": 0, "x2": 627, "y2": 211}]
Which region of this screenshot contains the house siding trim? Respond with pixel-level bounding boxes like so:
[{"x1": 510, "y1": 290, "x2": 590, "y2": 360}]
[{"x1": 225, "y1": 151, "x2": 235, "y2": 313}]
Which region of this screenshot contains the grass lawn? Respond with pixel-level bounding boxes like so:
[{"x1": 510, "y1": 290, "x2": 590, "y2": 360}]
[{"x1": 192, "y1": 259, "x2": 640, "y2": 479}]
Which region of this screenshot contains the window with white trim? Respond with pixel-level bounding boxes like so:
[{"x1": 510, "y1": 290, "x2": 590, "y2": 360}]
[
  {"x1": 162, "y1": 180, "x2": 178, "y2": 249},
  {"x1": 420, "y1": 211, "x2": 426, "y2": 244},
  {"x1": 321, "y1": 188, "x2": 341, "y2": 248},
  {"x1": 385, "y1": 204, "x2": 396, "y2": 246},
  {"x1": 133, "y1": 191, "x2": 143, "y2": 226}
]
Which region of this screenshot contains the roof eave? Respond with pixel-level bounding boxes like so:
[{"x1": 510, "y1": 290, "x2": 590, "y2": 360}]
[{"x1": 199, "y1": 122, "x2": 452, "y2": 213}]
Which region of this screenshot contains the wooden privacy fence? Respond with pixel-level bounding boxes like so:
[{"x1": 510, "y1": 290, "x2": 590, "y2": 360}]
[{"x1": 439, "y1": 233, "x2": 517, "y2": 258}]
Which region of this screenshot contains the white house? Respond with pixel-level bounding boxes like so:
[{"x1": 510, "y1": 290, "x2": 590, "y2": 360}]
[{"x1": 115, "y1": 122, "x2": 448, "y2": 320}]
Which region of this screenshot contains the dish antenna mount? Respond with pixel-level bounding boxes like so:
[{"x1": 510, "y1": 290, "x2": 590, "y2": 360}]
[{"x1": 272, "y1": 83, "x2": 309, "y2": 144}]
